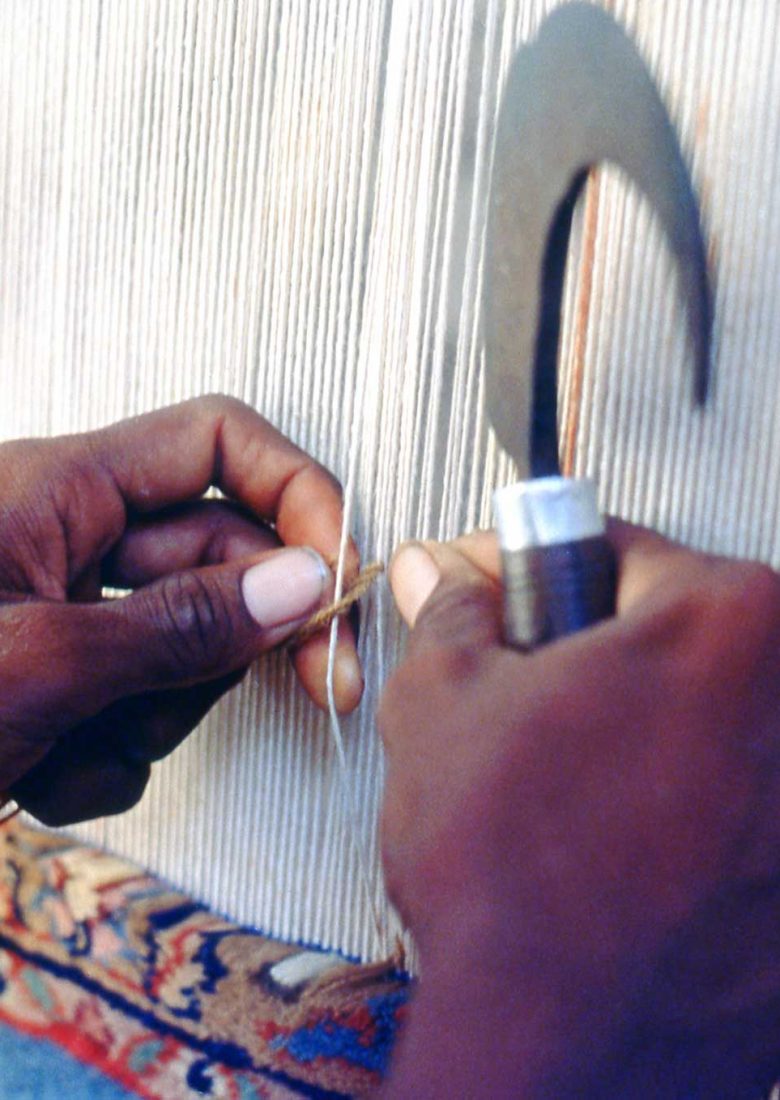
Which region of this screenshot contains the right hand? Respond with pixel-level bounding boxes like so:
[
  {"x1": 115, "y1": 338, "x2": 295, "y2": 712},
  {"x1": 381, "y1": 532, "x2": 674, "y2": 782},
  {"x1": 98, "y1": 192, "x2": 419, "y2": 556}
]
[{"x1": 380, "y1": 522, "x2": 780, "y2": 1098}]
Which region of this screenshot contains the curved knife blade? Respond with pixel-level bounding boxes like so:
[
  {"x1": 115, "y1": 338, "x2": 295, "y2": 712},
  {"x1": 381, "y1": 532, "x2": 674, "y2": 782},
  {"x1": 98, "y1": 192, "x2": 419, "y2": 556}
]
[{"x1": 483, "y1": 2, "x2": 712, "y2": 477}]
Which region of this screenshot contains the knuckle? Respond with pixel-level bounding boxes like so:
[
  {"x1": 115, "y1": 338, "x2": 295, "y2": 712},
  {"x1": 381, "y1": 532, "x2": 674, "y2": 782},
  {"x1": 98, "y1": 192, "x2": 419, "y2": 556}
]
[
  {"x1": 0, "y1": 441, "x2": 55, "y2": 554},
  {"x1": 709, "y1": 559, "x2": 780, "y2": 666},
  {"x1": 414, "y1": 578, "x2": 499, "y2": 651},
  {"x1": 192, "y1": 392, "x2": 245, "y2": 422},
  {"x1": 718, "y1": 559, "x2": 780, "y2": 623},
  {"x1": 0, "y1": 436, "x2": 124, "y2": 587},
  {"x1": 698, "y1": 560, "x2": 779, "y2": 649},
  {"x1": 53, "y1": 453, "x2": 125, "y2": 553},
  {"x1": 155, "y1": 570, "x2": 233, "y2": 673},
  {"x1": 295, "y1": 457, "x2": 343, "y2": 498},
  {"x1": 653, "y1": 558, "x2": 780, "y2": 702}
]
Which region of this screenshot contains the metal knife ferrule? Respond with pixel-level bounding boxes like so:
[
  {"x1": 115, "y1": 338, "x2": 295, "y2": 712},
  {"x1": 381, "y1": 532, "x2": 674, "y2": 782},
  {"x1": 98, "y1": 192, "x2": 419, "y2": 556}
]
[
  {"x1": 494, "y1": 476, "x2": 603, "y2": 550},
  {"x1": 494, "y1": 477, "x2": 615, "y2": 649}
]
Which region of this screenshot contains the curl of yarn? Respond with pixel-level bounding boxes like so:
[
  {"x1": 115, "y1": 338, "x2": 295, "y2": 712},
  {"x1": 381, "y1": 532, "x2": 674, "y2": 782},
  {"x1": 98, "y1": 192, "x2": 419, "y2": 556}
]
[{"x1": 291, "y1": 562, "x2": 384, "y2": 645}]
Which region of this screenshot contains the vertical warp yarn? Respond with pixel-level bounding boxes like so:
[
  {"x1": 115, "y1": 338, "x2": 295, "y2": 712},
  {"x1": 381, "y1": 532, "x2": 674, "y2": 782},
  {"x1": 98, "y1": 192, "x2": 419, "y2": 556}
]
[{"x1": 1, "y1": 0, "x2": 779, "y2": 961}]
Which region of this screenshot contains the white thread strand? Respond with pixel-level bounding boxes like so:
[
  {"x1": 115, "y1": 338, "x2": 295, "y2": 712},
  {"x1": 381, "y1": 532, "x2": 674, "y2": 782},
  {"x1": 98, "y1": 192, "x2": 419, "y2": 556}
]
[{"x1": 2, "y1": 0, "x2": 780, "y2": 964}]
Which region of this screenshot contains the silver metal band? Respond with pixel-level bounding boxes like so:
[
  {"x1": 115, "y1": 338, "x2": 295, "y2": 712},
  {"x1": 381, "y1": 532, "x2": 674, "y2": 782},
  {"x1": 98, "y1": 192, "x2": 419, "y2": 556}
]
[{"x1": 493, "y1": 476, "x2": 604, "y2": 552}]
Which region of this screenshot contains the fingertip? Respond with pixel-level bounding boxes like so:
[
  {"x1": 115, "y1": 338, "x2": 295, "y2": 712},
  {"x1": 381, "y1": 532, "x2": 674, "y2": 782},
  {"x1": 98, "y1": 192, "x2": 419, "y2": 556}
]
[
  {"x1": 334, "y1": 641, "x2": 364, "y2": 713},
  {"x1": 292, "y1": 622, "x2": 364, "y2": 714},
  {"x1": 389, "y1": 542, "x2": 441, "y2": 627},
  {"x1": 605, "y1": 517, "x2": 669, "y2": 557}
]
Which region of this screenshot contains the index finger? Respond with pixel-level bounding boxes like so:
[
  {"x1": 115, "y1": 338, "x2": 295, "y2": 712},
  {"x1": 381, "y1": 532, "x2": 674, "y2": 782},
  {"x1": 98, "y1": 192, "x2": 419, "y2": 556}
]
[{"x1": 87, "y1": 395, "x2": 359, "y2": 577}]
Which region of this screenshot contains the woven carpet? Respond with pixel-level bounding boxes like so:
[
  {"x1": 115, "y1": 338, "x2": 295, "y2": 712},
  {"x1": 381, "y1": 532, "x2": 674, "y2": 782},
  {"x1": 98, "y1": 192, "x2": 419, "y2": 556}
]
[{"x1": 0, "y1": 819, "x2": 409, "y2": 1098}]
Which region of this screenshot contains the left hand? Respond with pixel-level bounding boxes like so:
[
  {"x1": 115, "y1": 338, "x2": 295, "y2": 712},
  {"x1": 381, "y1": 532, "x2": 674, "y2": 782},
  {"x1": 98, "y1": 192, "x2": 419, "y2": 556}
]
[{"x1": 0, "y1": 395, "x2": 361, "y2": 824}]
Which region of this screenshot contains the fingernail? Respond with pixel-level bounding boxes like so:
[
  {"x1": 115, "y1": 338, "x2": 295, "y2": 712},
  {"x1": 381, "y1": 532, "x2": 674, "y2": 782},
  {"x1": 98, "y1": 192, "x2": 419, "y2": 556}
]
[
  {"x1": 390, "y1": 542, "x2": 440, "y2": 626},
  {"x1": 242, "y1": 548, "x2": 329, "y2": 629}
]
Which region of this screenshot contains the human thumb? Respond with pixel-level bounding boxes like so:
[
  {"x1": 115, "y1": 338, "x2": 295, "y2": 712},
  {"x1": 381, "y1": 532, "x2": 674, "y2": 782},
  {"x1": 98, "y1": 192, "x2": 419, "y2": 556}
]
[
  {"x1": 389, "y1": 540, "x2": 502, "y2": 656},
  {"x1": 109, "y1": 545, "x2": 331, "y2": 691},
  {"x1": 0, "y1": 546, "x2": 330, "y2": 763}
]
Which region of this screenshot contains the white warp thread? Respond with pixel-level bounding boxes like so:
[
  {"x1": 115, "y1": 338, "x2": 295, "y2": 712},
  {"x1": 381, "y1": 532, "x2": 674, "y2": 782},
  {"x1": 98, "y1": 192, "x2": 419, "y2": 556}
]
[{"x1": 1, "y1": 0, "x2": 780, "y2": 962}]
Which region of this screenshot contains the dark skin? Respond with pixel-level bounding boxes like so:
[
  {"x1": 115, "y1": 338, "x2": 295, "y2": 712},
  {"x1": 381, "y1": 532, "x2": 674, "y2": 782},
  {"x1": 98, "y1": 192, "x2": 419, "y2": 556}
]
[
  {"x1": 4, "y1": 396, "x2": 780, "y2": 1094},
  {"x1": 0, "y1": 394, "x2": 362, "y2": 825},
  {"x1": 381, "y1": 525, "x2": 780, "y2": 1098}
]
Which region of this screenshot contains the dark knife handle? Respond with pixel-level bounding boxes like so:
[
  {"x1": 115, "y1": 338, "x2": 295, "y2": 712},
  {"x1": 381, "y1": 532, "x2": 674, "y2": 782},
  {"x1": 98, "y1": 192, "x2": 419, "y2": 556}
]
[
  {"x1": 494, "y1": 476, "x2": 615, "y2": 650},
  {"x1": 500, "y1": 535, "x2": 616, "y2": 649}
]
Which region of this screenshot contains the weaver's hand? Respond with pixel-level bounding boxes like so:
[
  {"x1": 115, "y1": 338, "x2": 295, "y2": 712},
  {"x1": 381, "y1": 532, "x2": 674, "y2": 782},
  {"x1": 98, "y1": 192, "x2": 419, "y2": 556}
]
[
  {"x1": 380, "y1": 523, "x2": 780, "y2": 1098},
  {"x1": 0, "y1": 395, "x2": 362, "y2": 825}
]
